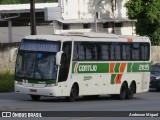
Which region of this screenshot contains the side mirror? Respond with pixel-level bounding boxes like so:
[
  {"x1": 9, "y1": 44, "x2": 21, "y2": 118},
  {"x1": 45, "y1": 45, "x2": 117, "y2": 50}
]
[
  {"x1": 56, "y1": 51, "x2": 63, "y2": 66},
  {"x1": 9, "y1": 48, "x2": 18, "y2": 63}
]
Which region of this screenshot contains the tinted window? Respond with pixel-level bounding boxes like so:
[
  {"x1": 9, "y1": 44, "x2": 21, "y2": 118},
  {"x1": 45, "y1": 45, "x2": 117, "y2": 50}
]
[
  {"x1": 73, "y1": 42, "x2": 150, "y2": 61},
  {"x1": 86, "y1": 43, "x2": 97, "y2": 60},
  {"x1": 111, "y1": 43, "x2": 121, "y2": 60},
  {"x1": 73, "y1": 42, "x2": 85, "y2": 60},
  {"x1": 100, "y1": 44, "x2": 110, "y2": 60},
  {"x1": 141, "y1": 43, "x2": 150, "y2": 60},
  {"x1": 132, "y1": 43, "x2": 140, "y2": 60},
  {"x1": 122, "y1": 44, "x2": 131, "y2": 60}
]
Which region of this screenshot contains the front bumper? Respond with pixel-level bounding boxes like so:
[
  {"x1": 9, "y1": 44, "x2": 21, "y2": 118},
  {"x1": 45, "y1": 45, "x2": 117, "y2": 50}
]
[{"x1": 15, "y1": 83, "x2": 58, "y2": 96}]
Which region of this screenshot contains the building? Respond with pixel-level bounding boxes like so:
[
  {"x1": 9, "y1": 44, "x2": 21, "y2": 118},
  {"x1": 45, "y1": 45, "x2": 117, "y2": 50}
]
[
  {"x1": 0, "y1": 0, "x2": 136, "y2": 44},
  {"x1": 0, "y1": 3, "x2": 58, "y2": 43},
  {"x1": 51, "y1": 0, "x2": 135, "y2": 35},
  {"x1": 0, "y1": 3, "x2": 58, "y2": 71}
]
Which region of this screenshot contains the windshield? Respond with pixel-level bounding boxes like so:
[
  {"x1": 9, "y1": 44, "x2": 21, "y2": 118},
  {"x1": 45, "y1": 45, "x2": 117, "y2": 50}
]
[
  {"x1": 15, "y1": 39, "x2": 60, "y2": 80},
  {"x1": 16, "y1": 51, "x2": 57, "y2": 80}
]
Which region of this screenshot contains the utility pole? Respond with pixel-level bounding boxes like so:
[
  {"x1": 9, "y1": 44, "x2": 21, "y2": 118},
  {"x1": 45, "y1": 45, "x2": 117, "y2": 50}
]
[
  {"x1": 30, "y1": 0, "x2": 37, "y2": 35},
  {"x1": 111, "y1": 0, "x2": 115, "y2": 34},
  {"x1": 94, "y1": 0, "x2": 98, "y2": 32},
  {"x1": 94, "y1": 0, "x2": 103, "y2": 32},
  {"x1": 8, "y1": 20, "x2": 12, "y2": 43}
]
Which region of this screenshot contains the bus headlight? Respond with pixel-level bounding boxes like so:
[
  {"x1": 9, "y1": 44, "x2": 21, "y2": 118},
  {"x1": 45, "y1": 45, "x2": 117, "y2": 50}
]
[
  {"x1": 15, "y1": 81, "x2": 22, "y2": 85},
  {"x1": 45, "y1": 84, "x2": 54, "y2": 87}
]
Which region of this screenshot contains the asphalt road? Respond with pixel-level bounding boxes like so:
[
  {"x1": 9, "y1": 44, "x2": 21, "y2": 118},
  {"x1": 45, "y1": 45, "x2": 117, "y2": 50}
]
[{"x1": 0, "y1": 89, "x2": 160, "y2": 120}]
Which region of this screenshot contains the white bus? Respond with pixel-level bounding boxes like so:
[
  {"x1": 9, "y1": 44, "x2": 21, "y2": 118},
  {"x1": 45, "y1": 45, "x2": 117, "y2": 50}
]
[{"x1": 10, "y1": 32, "x2": 151, "y2": 102}]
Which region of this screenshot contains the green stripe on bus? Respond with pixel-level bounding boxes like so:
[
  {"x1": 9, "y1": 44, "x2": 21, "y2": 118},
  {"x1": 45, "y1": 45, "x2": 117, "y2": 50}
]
[
  {"x1": 72, "y1": 62, "x2": 150, "y2": 73},
  {"x1": 97, "y1": 63, "x2": 109, "y2": 73},
  {"x1": 127, "y1": 63, "x2": 132, "y2": 72},
  {"x1": 114, "y1": 63, "x2": 120, "y2": 73},
  {"x1": 111, "y1": 74, "x2": 116, "y2": 84},
  {"x1": 131, "y1": 63, "x2": 150, "y2": 72}
]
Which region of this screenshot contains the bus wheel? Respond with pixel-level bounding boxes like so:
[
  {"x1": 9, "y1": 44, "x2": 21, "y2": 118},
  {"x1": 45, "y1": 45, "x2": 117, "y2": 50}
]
[
  {"x1": 126, "y1": 83, "x2": 135, "y2": 99},
  {"x1": 31, "y1": 95, "x2": 41, "y2": 101},
  {"x1": 119, "y1": 83, "x2": 127, "y2": 100},
  {"x1": 66, "y1": 84, "x2": 78, "y2": 102}
]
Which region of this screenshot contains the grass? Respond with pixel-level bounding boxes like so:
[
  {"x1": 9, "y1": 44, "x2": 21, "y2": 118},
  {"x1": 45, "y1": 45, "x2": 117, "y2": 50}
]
[{"x1": 0, "y1": 70, "x2": 14, "y2": 92}]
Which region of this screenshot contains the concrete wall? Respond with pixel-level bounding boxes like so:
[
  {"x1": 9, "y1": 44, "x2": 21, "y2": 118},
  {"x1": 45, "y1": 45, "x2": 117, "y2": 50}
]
[
  {"x1": 0, "y1": 43, "x2": 19, "y2": 72},
  {"x1": 0, "y1": 25, "x2": 54, "y2": 43},
  {"x1": 151, "y1": 46, "x2": 160, "y2": 63}
]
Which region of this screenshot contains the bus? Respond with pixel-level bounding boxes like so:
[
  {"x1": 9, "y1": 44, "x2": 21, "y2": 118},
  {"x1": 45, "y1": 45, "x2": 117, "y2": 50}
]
[{"x1": 9, "y1": 32, "x2": 151, "y2": 102}]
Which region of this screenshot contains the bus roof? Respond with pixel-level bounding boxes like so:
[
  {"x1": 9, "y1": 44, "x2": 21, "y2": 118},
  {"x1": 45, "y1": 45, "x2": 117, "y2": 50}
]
[{"x1": 23, "y1": 32, "x2": 150, "y2": 43}]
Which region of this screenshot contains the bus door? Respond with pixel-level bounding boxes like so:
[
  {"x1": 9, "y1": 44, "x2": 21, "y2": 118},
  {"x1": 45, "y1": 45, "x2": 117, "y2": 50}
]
[{"x1": 58, "y1": 42, "x2": 72, "y2": 95}]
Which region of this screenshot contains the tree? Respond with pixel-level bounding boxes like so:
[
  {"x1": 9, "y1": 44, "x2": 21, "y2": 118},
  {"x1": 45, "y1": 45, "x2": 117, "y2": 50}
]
[
  {"x1": 0, "y1": 0, "x2": 19, "y2": 4},
  {"x1": 125, "y1": 0, "x2": 160, "y2": 45}
]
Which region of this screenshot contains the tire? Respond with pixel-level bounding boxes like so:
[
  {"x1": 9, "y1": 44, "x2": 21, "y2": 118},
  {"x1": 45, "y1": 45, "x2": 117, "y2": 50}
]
[
  {"x1": 66, "y1": 84, "x2": 78, "y2": 102},
  {"x1": 119, "y1": 83, "x2": 127, "y2": 100},
  {"x1": 31, "y1": 95, "x2": 41, "y2": 101},
  {"x1": 126, "y1": 83, "x2": 135, "y2": 99}
]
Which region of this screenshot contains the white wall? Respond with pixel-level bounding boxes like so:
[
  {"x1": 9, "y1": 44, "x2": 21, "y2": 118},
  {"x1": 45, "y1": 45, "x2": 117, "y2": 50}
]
[
  {"x1": 55, "y1": 0, "x2": 134, "y2": 35},
  {"x1": 58, "y1": 0, "x2": 129, "y2": 20},
  {"x1": 114, "y1": 0, "x2": 128, "y2": 18},
  {"x1": 0, "y1": 25, "x2": 54, "y2": 43},
  {"x1": 53, "y1": 22, "x2": 93, "y2": 34},
  {"x1": 53, "y1": 21, "x2": 135, "y2": 35}
]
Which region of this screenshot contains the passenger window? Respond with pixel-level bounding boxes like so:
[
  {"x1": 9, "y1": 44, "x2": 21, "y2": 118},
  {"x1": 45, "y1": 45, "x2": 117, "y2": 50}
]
[
  {"x1": 78, "y1": 44, "x2": 85, "y2": 60},
  {"x1": 132, "y1": 43, "x2": 140, "y2": 60},
  {"x1": 73, "y1": 45, "x2": 78, "y2": 60},
  {"x1": 101, "y1": 44, "x2": 109, "y2": 60},
  {"x1": 111, "y1": 43, "x2": 121, "y2": 60},
  {"x1": 86, "y1": 43, "x2": 97, "y2": 60},
  {"x1": 73, "y1": 41, "x2": 150, "y2": 61},
  {"x1": 73, "y1": 42, "x2": 85, "y2": 60},
  {"x1": 122, "y1": 44, "x2": 131, "y2": 60},
  {"x1": 141, "y1": 43, "x2": 149, "y2": 60}
]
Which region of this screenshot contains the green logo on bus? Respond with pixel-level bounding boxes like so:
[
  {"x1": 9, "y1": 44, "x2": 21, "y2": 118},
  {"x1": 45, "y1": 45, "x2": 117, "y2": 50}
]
[
  {"x1": 72, "y1": 62, "x2": 109, "y2": 73},
  {"x1": 79, "y1": 65, "x2": 97, "y2": 72}
]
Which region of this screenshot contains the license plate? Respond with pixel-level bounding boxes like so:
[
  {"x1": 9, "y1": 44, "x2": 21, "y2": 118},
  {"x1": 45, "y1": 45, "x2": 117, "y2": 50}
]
[{"x1": 30, "y1": 89, "x2": 37, "y2": 92}]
